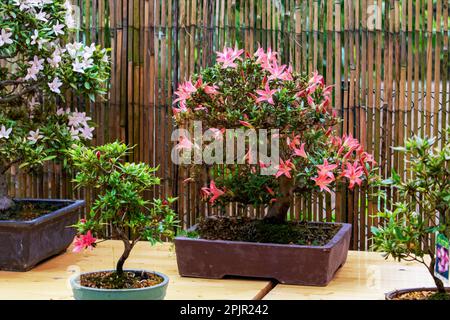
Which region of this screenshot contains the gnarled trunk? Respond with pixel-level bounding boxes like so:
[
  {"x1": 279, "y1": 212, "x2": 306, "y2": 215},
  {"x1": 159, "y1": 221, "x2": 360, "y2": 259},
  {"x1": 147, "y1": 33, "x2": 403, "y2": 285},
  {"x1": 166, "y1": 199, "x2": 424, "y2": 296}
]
[
  {"x1": 0, "y1": 172, "x2": 14, "y2": 211},
  {"x1": 265, "y1": 176, "x2": 294, "y2": 222},
  {"x1": 116, "y1": 239, "x2": 133, "y2": 275}
]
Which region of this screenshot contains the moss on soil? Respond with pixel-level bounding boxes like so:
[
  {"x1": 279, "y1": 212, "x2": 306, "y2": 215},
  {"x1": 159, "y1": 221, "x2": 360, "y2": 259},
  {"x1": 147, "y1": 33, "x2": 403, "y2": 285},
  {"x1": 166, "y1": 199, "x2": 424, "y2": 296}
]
[
  {"x1": 0, "y1": 201, "x2": 65, "y2": 221},
  {"x1": 197, "y1": 216, "x2": 341, "y2": 246},
  {"x1": 80, "y1": 271, "x2": 163, "y2": 289}
]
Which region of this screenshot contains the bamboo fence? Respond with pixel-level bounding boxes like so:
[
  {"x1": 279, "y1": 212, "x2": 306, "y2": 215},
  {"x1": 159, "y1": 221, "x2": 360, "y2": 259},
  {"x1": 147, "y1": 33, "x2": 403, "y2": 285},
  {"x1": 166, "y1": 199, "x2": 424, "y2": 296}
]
[{"x1": 6, "y1": 0, "x2": 450, "y2": 250}]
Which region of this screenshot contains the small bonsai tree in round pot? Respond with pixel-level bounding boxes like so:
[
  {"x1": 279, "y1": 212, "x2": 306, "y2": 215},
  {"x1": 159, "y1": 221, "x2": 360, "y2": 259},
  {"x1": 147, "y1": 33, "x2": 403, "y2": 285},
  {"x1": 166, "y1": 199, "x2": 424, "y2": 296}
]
[
  {"x1": 172, "y1": 46, "x2": 378, "y2": 285},
  {"x1": 69, "y1": 142, "x2": 178, "y2": 300},
  {"x1": 0, "y1": 0, "x2": 110, "y2": 271},
  {"x1": 372, "y1": 134, "x2": 450, "y2": 300}
]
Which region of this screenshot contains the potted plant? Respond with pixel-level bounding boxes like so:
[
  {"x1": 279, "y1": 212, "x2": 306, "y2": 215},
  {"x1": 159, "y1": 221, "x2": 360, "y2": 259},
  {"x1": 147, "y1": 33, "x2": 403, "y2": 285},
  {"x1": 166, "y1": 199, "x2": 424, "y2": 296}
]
[
  {"x1": 68, "y1": 142, "x2": 178, "y2": 300},
  {"x1": 172, "y1": 46, "x2": 378, "y2": 286},
  {"x1": 0, "y1": 0, "x2": 110, "y2": 271},
  {"x1": 372, "y1": 134, "x2": 450, "y2": 300}
]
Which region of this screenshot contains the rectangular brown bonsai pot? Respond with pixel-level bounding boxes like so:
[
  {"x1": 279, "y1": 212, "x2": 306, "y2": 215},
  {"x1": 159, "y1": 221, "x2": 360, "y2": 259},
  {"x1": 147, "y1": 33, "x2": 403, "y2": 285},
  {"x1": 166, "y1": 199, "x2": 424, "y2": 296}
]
[
  {"x1": 174, "y1": 222, "x2": 351, "y2": 286},
  {"x1": 0, "y1": 199, "x2": 85, "y2": 271}
]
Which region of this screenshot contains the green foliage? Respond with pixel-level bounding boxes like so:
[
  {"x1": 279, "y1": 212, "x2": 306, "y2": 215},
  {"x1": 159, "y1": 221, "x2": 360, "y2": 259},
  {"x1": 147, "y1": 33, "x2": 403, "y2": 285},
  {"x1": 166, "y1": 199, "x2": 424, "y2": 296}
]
[
  {"x1": 69, "y1": 142, "x2": 178, "y2": 246},
  {"x1": 372, "y1": 134, "x2": 450, "y2": 292}
]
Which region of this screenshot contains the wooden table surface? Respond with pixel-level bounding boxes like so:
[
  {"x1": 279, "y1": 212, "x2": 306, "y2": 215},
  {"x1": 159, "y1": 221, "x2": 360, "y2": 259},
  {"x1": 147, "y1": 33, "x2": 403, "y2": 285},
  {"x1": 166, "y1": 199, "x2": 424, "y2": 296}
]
[
  {"x1": 0, "y1": 241, "x2": 272, "y2": 300},
  {"x1": 264, "y1": 251, "x2": 435, "y2": 300},
  {"x1": 0, "y1": 241, "x2": 435, "y2": 300}
]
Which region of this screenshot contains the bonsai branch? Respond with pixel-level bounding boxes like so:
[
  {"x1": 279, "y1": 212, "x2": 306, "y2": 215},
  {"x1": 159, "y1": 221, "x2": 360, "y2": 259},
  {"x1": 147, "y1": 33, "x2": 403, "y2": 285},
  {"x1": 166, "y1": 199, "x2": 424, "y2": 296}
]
[{"x1": 0, "y1": 84, "x2": 39, "y2": 104}]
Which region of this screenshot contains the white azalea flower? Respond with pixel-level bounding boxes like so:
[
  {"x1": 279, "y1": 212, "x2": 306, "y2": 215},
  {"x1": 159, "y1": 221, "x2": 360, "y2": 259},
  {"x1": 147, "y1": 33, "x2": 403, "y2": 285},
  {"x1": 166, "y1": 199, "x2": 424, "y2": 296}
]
[
  {"x1": 35, "y1": 10, "x2": 48, "y2": 22},
  {"x1": 24, "y1": 55, "x2": 44, "y2": 81},
  {"x1": 48, "y1": 77, "x2": 62, "y2": 94},
  {"x1": 0, "y1": 125, "x2": 12, "y2": 140},
  {"x1": 66, "y1": 42, "x2": 83, "y2": 58},
  {"x1": 83, "y1": 43, "x2": 96, "y2": 60},
  {"x1": 79, "y1": 125, "x2": 94, "y2": 140},
  {"x1": 47, "y1": 48, "x2": 63, "y2": 68},
  {"x1": 27, "y1": 129, "x2": 44, "y2": 143},
  {"x1": 52, "y1": 21, "x2": 65, "y2": 36},
  {"x1": 30, "y1": 30, "x2": 39, "y2": 45},
  {"x1": 72, "y1": 59, "x2": 86, "y2": 73},
  {"x1": 0, "y1": 29, "x2": 13, "y2": 47},
  {"x1": 68, "y1": 111, "x2": 91, "y2": 128},
  {"x1": 69, "y1": 127, "x2": 80, "y2": 140}
]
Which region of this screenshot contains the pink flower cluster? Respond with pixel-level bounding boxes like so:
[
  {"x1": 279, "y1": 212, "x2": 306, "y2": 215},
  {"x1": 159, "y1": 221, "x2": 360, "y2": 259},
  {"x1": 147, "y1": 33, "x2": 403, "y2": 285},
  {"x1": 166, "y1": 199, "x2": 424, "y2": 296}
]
[
  {"x1": 310, "y1": 134, "x2": 377, "y2": 193},
  {"x1": 172, "y1": 76, "x2": 219, "y2": 115},
  {"x1": 201, "y1": 180, "x2": 225, "y2": 204}
]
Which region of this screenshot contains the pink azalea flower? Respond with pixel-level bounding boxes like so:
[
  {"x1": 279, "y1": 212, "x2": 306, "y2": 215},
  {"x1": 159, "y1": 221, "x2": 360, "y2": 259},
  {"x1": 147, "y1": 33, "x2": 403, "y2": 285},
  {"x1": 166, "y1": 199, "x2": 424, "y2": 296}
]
[
  {"x1": 175, "y1": 135, "x2": 194, "y2": 150},
  {"x1": 338, "y1": 134, "x2": 360, "y2": 158},
  {"x1": 275, "y1": 159, "x2": 295, "y2": 179},
  {"x1": 312, "y1": 173, "x2": 334, "y2": 193},
  {"x1": 309, "y1": 71, "x2": 325, "y2": 86},
  {"x1": 256, "y1": 82, "x2": 277, "y2": 105},
  {"x1": 267, "y1": 61, "x2": 287, "y2": 81},
  {"x1": 216, "y1": 46, "x2": 244, "y2": 69},
  {"x1": 254, "y1": 46, "x2": 278, "y2": 69},
  {"x1": 73, "y1": 230, "x2": 96, "y2": 253},
  {"x1": 293, "y1": 143, "x2": 307, "y2": 158},
  {"x1": 204, "y1": 84, "x2": 219, "y2": 95},
  {"x1": 172, "y1": 103, "x2": 188, "y2": 115},
  {"x1": 201, "y1": 180, "x2": 225, "y2": 204},
  {"x1": 342, "y1": 162, "x2": 364, "y2": 190},
  {"x1": 279, "y1": 65, "x2": 293, "y2": 81},
  {"x1": 173, "y1": 80, "x2": 197, "y2": 107},
  {"x1": 316, "y1": 159, "x2": 338, "y2": 178}
]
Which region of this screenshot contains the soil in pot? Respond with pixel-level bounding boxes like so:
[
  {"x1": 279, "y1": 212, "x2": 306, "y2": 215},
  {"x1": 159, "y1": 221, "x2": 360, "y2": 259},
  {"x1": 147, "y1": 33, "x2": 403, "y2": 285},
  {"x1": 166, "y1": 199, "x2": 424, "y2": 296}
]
[
  {"x1": 80, "y1": 271, "x2": 164, "y2": 289},
  {"x1": 197, "y1": 216, "x2": 342, "y2": 246},
  {"x1": 0, "y1": 201, "x2": 66, "y2": 221},
  {"x1": 392, "y1": 291, "x2": 450, "y2": 300}
]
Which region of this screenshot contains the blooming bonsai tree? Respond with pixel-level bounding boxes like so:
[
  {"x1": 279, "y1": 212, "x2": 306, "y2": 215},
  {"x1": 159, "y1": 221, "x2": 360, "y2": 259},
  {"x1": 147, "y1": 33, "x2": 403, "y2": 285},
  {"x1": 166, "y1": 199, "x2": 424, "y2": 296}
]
[
  {"x1": 0, "y1": 0, "x2": 110, "y2": 211},
  {"x1": 69, "y1": 142, "x2": 178, "y2": 276},
  {"x1": 172, "y1": 46, "x2": 378, "y2": 221},
  {"x1": 372, "y1": 135, "x2": 450, "y2": 298}
]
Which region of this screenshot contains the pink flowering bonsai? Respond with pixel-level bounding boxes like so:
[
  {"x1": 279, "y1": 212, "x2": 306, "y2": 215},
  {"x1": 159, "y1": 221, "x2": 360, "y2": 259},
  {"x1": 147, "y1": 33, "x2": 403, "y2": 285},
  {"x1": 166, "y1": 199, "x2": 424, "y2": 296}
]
[
  {"x1": 0, "y1": 0, "x2": 110, "y2": 211},
  {"x1": 173, "y1": 46, "x2": 378, "y2": 222}
]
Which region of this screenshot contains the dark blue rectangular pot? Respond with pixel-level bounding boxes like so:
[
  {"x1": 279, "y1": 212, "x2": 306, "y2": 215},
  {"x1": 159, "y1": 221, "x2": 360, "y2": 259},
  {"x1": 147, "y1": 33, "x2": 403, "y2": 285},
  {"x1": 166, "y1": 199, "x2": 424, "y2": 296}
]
[{"x1": 0, "y1": 199, "x2": 85, "y2": 271}]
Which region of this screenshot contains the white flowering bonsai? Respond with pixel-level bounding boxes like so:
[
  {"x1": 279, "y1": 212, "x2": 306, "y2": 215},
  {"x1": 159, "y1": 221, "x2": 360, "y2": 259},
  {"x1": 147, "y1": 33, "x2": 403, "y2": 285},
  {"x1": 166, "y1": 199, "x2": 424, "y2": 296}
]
[{"x1": 0, "y1": 0, "x2": 110, "y2": 211}]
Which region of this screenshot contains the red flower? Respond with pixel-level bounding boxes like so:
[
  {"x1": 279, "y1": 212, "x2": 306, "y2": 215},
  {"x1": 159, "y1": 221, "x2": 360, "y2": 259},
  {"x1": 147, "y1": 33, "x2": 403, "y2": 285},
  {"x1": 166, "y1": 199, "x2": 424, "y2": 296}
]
[
  {"x1": 73, "y1": 230, "x2": 96, "y2": 253},
  {"x1": 256, "y1": 82, "x2": 277, "y2": 105},
  {"x1": 216, "y1": 46, "x2": 243, "y2": 69},
  {"x1": 316, "y1": 159, "x2": 338, "y2": 179},
  {"x1": 342, "y1": 162, "x2": 364, "y2": 190},
  {"x1": 293, "y1": 143, "x2": 307, "y2": 158},
  {"x1": 312, "y1": 173, "x2": 334, "y2": 193},
  {"x1": 275, "y1": 159, "x2": 295, "y2": 179},
  {"x1": 201, "y1": 180, "x2": 225, "y2": 204}
]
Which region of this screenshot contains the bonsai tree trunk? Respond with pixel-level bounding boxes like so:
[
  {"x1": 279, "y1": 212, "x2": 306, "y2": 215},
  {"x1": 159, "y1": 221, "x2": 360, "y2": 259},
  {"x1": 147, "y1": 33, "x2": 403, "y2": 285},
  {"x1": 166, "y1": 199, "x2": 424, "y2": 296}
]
[
  {"x1": 265, "y1": 176, "x2": 293, "y2": 222},
  {"x1": 116, "y1": 239, "x2": 132, "y2": 275},
  {"x1": 0, "y1": 172, "x2": 14, "y2": 211}
]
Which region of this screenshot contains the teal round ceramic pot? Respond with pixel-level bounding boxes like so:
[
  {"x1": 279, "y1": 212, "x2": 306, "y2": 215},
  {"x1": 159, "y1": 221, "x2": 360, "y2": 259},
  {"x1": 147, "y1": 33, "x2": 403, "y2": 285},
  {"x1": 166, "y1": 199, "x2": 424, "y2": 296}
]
[{"x1": 70, "y1": 270, "x2": 169, "y2": 300}]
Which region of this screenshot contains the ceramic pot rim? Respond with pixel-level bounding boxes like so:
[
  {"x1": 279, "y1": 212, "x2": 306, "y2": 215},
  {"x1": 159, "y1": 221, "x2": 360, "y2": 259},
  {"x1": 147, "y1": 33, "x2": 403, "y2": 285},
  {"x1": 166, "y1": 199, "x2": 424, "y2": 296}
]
[{"x1": 70, "y1": 269, "x2": 169, "y2": 293}]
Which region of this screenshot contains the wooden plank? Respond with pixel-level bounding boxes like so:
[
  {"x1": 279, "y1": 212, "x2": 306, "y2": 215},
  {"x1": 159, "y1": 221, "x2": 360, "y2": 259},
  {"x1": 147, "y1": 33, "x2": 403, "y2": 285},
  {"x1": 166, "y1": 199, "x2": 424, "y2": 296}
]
[
  {"x1": 264, "y1": 251, "x2": 436, "y2": 300},
  {"x1": 0, "y1": 241, "x2": 272, "y2": 300}
]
